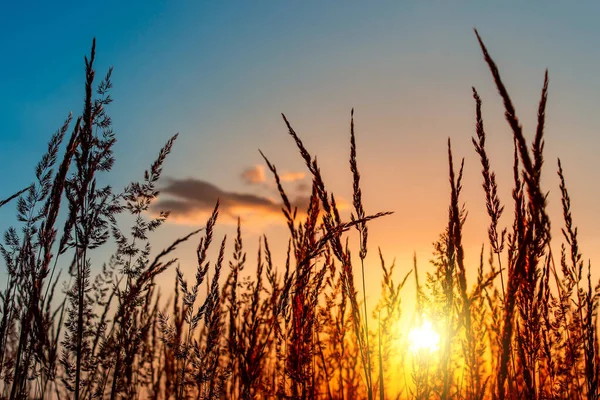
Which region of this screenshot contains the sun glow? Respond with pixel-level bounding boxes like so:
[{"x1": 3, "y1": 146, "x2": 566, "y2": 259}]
[{"x1": 408, "y1": 319, "x2": 440, "y2": 354}]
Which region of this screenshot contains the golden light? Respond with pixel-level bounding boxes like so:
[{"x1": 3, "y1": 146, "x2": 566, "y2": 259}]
[{"x1": 408, "y1": 319, "x2": 440, "y2": 354}]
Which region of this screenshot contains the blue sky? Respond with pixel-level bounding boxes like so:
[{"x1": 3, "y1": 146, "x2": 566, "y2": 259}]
[{"x1": 2, "y1": 1, "x2": 600, "y2": 297}]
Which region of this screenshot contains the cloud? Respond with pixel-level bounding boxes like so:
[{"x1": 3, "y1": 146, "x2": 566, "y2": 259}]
[
  {"x1": 240, "y1": 165, "x2": 306, "y2": 186},
  {"x1": 295, "y1": 182, "x2": 311, "y2": 193},
  {"x1": 152, "y1": 178, "x2": 313, "y2": 227},
  {"x1": 241, "y1": 165, "x2": 266, "y2": 184},
  {"x1": 279, "y1": 171, "x2": 306, "y2": 183}
]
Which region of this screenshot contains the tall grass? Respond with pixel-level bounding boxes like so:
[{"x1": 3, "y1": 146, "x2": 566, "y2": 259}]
[{"x1": 0, "y1": 32, "x2": 599, "y2": 400}]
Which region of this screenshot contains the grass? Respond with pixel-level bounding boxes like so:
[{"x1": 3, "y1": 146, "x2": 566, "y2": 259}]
[{"x1": 0, "y1": 31, "x2": 599, "y2": 399}]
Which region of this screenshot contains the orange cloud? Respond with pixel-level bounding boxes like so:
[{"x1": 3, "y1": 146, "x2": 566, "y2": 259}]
[
  {"x1": 241, "y1": 165, "x2": 266, "y2": 184},
  {"x1": 240, "y1": 165, "x2": 305, "y2": 186},
  {"x1": 279, "y1": 171, "x2": 306, "y2": 183}
]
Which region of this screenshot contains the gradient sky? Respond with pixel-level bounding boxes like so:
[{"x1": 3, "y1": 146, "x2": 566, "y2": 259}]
[{"x1": 2, "y1": 1, "x2": 600, "y2": 307}]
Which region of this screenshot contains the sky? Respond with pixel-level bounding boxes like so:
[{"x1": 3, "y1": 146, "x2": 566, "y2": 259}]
[{"x1": 1, "y1": 1, "x2": 600, "y2": 311}]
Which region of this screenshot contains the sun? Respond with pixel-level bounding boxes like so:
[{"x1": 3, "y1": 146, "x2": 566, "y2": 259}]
[{"x1": 408, "y1": 318, "x2": 440, "y2": 354}]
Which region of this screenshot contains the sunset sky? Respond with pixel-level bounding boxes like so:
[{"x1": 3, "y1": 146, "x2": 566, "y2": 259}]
[{"x1": 2, "y1": 1, "x2": 600, "y2": 307}]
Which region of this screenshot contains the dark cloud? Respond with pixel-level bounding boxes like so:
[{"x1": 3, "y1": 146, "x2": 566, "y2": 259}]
[
  {"x1": 152, "y1": 178, "x2": 316, "y2": 227},
  {"x1": 161, "y1": 178, "x2": 275, "y2": 209},
  {"x1": 295, "y1": 182, "x2": 311, "y2": 193}
]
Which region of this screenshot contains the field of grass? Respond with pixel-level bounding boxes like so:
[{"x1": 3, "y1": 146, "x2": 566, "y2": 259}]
[{"x1": 0, "y1": 31, "x2": 598, "y2": 400}]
